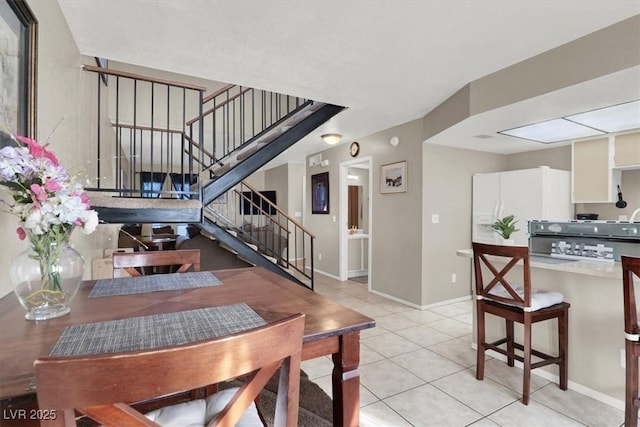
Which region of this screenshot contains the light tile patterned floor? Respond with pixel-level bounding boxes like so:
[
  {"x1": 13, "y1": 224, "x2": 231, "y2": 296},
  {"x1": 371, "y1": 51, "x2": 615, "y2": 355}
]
[{"x1": 303, "y1": 275, "x2": 625, "y2": 427}]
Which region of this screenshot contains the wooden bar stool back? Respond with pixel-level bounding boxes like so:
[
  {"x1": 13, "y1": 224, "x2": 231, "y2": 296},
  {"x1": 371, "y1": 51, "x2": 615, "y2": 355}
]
[
  {"x1": 623, "y1": 255, "x2": 640, "y2": 427},
  {"x1": 34, "y1": 313, "x2": 305, "y2": 427},
  {"x1": 472, "y1": 242, "x2": 570, "y2": 405},
  {"x1": 112, "y1": 249, "x2": 201, "y2": 277}
]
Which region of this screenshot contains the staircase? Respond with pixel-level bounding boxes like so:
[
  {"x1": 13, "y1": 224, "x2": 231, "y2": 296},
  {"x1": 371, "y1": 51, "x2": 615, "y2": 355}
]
[{"x1": 82, "y1": 65, "x2": 343, "y2": 289}]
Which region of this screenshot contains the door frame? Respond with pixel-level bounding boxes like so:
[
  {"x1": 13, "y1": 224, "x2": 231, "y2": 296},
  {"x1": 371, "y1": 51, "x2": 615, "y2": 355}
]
[{"x1": 339, "y1": 156, "x2": 372, "y2": 283}]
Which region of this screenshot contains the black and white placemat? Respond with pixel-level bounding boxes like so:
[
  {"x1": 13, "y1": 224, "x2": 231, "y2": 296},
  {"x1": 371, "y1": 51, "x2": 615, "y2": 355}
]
[
  {"x1": 89, "y1": 271, "x2": 221, "y2": 298},
  {"x1": 49, "y1": 303, "x2": 266, "y2": 357}
]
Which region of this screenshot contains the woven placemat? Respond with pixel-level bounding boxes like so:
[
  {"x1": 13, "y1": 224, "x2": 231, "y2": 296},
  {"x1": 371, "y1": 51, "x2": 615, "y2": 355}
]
[
  {"x1": 49, "y1": 303, "x2": 266, "y2": 357},
  {"x1": 89, "y1": 271, "x2": 221, "y2": 298}
]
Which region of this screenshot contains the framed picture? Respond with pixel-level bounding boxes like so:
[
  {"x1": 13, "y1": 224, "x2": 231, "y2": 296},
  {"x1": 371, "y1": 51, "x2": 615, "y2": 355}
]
[
  {"x1": 311, "y1": 172, "x2": 330, "y2": 214},
  {"x1": 381, "y1": 161, "x2": 407, "y2": 194},
  {"x1": 0, "y1": 0, "x2": 37, "y2": 144}
]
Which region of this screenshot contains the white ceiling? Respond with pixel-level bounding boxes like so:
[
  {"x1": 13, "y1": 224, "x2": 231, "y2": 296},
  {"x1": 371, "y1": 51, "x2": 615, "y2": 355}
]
[{"x1": 57, "y1": 0, "x2": 640, "y2": 165}]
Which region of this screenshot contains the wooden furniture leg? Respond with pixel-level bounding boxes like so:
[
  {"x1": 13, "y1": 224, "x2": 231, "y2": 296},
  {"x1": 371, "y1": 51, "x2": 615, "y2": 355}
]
[{"x1": 332, "y1": 332, "x2": 361, "y2": 427}]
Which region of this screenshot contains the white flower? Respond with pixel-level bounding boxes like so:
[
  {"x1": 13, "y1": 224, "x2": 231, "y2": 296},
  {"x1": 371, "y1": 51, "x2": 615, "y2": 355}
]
[
  {"x1": 24, "y1": 210, "x2": 47, "y2": 235},
  {"x1": 78, "y1": 209, "x2": 99, "y2": 234},
  {"x1": 0, "y1": 135, "x2": 99, "y2": 238}
]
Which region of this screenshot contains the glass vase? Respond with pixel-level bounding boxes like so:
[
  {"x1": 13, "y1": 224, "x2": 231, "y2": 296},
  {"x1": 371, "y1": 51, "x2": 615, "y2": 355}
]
[{"x1": 10, "y1": 230, "x2": 84, "y2": 321}]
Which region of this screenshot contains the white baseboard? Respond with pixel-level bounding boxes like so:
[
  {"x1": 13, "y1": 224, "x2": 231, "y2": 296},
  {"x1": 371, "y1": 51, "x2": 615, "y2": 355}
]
[
  {"x1": 368, "y1": 289, "x2": 423, "y2": 310},
  {"x1": 419, "y1": 295, "x2": 472, "y2": 310},
  {"x1": 348, "y1": 269, "x2": 368, "y2": 278},
  {"x1": 312, "y1": 268, "x2": 341, "y2": 281},
  {"x1": 471, "y1": 345, "x2": 624, "y2": 411},
  {"x1": 369, "y1": 290, "x2": 471, "y2": 311}
]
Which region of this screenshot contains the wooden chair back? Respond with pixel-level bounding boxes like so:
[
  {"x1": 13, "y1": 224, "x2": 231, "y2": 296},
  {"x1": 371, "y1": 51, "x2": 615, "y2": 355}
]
[
  {"x1": 34, "y1": 313, "x2": 305, "y2": 427},
  {"x1": 623, "y1": 256, "x2": 640, "y2": 338},
  {"x1": 112, "y1": 249, "x2": 201, "y2": 277},
  {"x1": 472, "y1": 242, "x2": 531, "y2": 309}
]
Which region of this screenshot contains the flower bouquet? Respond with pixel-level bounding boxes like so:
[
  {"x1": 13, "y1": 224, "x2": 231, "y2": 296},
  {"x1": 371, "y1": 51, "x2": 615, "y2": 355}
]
[{"x1": 0, "y1": 132, "x2": 98, "y2": 320}]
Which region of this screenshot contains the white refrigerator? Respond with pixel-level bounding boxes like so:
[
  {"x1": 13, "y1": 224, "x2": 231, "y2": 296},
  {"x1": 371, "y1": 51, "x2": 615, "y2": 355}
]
[{"x1": 472, "y1": 166, "x2": 573, "y2": 246}]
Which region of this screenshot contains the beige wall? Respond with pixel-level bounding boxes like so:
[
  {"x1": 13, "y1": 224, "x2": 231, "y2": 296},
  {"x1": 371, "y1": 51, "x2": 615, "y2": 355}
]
[
  {"x1": 421, "y1": 144, "x2": 505, "y2": 306},
  {"x1": 470, "y1": 15, "x2": 640, "y2": 116},
  {"x1": 305, "y1": 120, "x2": 424, "y2": 304},
  {"x1": 364, "y1": 121, "x2": 424, "y2": 304},
  {"x1": 0, "y1": 0, "x2": 119, "y2": 298},
  {"x1": 264, "y1": 164, "x2": 289, "y2": 212},
  {"x1": 506, "y1": 145, "x2": 571, "y2": 172}
]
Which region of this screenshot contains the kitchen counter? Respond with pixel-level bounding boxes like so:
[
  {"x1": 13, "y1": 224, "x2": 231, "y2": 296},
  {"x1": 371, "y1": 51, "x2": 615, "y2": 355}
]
[{"x1": 456, "y1": 248, "x2": 621, "y2": 279}]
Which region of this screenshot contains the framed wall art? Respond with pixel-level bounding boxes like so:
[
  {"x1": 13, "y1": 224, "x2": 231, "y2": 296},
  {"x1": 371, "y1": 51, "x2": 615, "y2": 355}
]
[
  {"x1": 0, "y1": 0, "x2": 38, "y2": 145},
  {"x1": 380, "y1": 160, "x2": 407, "y2": 194},
  {"x1": 311, "y1": 172, "x2": 330, "y2": 214}
]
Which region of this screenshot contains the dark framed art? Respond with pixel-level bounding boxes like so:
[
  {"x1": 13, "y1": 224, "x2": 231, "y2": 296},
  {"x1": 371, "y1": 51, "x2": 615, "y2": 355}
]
[
  {"x1": 311, "y1": 172, "x2": 330, "y2": 214},
  {"x1": 0, "y1": 0, "x2": 38, "y2": 145}
]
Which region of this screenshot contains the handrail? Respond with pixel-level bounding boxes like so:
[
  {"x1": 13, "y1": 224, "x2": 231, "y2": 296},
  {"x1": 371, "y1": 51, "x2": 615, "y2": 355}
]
[
  {"x1": 112, "y1": 123, "x2": 185, "y2": 135},
  {"x1": 183, "y1": 134, "x2": 217, "y2": 164},
  {"x1": 186, "y1": 87, "x2": 253, "y2": 126},
  {"x1": 240, "y1": 181, "x2": 315, "y2": 239},
  {"x1": 83, "y1": 64, "x2": 208, "y2": 92},
  {"x1": 202, "y1": 83, "x2": 236, "y2": 103},
  {"x1": 205, "y1": 180, "x2": 315, "y2": 288}
]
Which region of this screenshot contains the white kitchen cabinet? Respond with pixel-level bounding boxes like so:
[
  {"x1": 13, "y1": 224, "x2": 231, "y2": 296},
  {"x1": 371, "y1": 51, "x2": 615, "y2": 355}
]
[
  {"x1": 572, "y1": 137, "x2": 621, "y2": 203},
  {"x1": 614, "y1": 132, "x2": 640, "y2": 169},
  {"x1": 472, "y1": 166, "x2": 573, "y2": 246}
]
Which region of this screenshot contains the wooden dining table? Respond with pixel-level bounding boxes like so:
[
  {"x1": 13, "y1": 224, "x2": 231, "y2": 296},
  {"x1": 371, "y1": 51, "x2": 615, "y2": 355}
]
[{"x1": 0, "y1": 266, "x2": 374, "y2": 426}]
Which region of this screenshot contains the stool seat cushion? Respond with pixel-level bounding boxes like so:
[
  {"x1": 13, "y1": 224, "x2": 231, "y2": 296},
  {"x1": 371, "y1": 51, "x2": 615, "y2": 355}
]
[
  {"x1": 145, "y1": 387, "x2": 263, "y2": 427},
  {"x1": 488, "y1": 285, "x2": 564, "y2": 311}
]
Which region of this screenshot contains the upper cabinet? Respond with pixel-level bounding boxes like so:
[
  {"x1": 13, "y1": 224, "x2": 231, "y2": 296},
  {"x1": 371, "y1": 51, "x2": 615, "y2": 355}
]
[
  {"x1": 572, "y1": 137, "x2": 621, "y2": 203},
  {"x1": 614, "y1": 132, "x2": 640, "y2": 169}
]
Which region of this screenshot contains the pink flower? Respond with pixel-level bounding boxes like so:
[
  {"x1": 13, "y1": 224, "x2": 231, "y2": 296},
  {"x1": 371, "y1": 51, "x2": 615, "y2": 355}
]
[
  {"x1": 30, "y1": 183, "x2": 48, "y2": 202},
  {"x1": 44, "y1": 179, "x2": 61, "y2": 193},
  {"x1": 80, "y1": 192, "x2": 91, "y2": 208},
  {"x1": 16, "y1": 135, "x2": 60, "y2": 166},
  {"x1": 16, "y1": 226, "x2": 26, "y2": 240}
]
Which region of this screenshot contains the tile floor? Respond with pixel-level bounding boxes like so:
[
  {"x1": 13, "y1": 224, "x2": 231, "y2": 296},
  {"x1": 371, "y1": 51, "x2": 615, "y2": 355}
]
[{"x1": 302, "y1": 274, "x2": 626, "y2": 427}]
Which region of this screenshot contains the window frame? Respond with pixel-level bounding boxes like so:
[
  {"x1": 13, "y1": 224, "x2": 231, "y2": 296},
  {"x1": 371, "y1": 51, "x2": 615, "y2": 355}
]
[{"x1": 1, "y1": 0, "x2": 38, "y2": 142}]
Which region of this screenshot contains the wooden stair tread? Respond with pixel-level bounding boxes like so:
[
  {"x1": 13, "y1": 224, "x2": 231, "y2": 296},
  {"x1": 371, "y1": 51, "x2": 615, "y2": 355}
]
[{"x1": 90, "y1": 195, "x2": 202, "y2": 210}]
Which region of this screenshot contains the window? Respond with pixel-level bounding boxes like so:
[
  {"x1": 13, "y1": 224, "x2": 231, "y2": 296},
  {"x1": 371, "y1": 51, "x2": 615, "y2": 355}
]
[
  {"x1": 0, "y1": 0, "x2": 37, "y2": 144},
  {"x1": 169, "y1": 173, "x2": 198, "y2": 199},
  {"x1": 139, "y1": 172, "x2": 167, "y2": 198}
]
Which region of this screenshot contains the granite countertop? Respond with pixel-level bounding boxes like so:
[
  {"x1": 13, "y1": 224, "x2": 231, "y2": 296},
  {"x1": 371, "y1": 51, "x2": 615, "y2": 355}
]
[{"x1": 456, "y1": 248, "x2": 622, "y2": 280}]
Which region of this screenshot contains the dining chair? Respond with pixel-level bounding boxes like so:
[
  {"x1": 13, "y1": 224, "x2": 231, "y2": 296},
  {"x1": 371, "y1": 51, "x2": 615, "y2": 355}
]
[
  {"x1": 472, "y1": 242, "x2": 570, "y2": 405},
  {"x1": 112, "y1": 249, "x2": 201, "y2": 277},
  {"x1": 34, "y1": 313, "x2": 305, "y2": 427},
  {"x1": 622, "y1": 255, "x2": 640, "y2": 427}
]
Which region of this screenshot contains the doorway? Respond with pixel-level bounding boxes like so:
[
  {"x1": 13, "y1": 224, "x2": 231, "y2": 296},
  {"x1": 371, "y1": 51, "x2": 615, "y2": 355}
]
[{"x1": 339, "y1": 157, "x2": 372, "y2": 284}]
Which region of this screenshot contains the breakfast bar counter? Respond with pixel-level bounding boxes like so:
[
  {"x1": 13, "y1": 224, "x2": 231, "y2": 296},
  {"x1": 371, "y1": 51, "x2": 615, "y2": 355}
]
[
  {"x1": 456, "y1": 248, "x2": 622, "y2": 279},
  {"x1": 457, "y1": 248, "x2": 626, "y2": 409}
]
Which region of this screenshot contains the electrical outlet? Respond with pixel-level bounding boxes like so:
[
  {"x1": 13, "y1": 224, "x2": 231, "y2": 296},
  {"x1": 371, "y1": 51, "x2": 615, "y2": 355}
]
[
  {"x1": 319, "y1": 253, "x2": 322, "y2": 261},
  {"x1": 621, "y1": 348, "x2": 626, "y2": 368},
  {"x1": 451, "y1": 273, "x2": 457, "y2": 284}
]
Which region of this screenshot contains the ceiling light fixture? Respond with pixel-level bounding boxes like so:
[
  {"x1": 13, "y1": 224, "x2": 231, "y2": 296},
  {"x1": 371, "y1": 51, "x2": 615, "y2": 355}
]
[
  {"x1": 321, "y1": 133, "x2": 342, "y2": 145},
  {"x1": 499, "y1": 119, "x2": 605, "y2": 143},
  {"x1": 498, "y1": 99, "x2": 640, "y2": 144},
  {"x1": 565, "y1": 100, "x2": 640, "y2": 133}
]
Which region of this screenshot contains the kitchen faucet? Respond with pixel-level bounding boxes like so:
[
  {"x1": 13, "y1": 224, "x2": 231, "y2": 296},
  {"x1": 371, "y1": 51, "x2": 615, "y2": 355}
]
[{"x1": 631, "y1": 207, "x2": 640, "y2": 223}]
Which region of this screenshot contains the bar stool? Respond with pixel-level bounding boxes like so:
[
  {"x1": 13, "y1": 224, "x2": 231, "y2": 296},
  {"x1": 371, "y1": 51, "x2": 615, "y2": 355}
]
[
  {"x1": 622, "y1": 255, "x2": 640, "y2": 427},
  {"x1": 472, "y1": 242, "x2": 570, "y2": 405}
]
